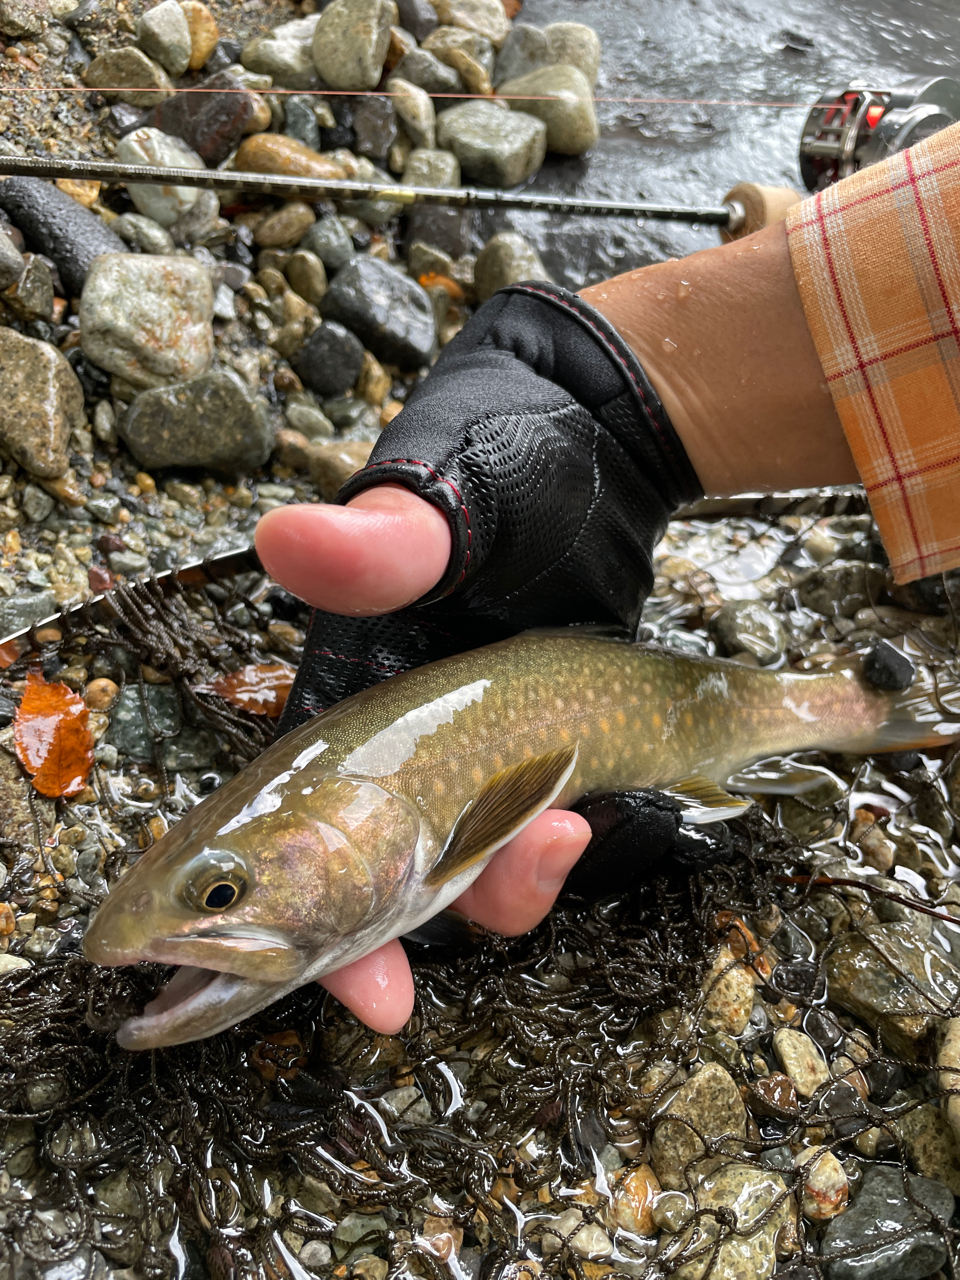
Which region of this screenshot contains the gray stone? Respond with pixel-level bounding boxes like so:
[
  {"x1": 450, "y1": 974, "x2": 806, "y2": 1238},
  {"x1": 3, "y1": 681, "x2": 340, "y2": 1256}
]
[
  {"x1": 822, "y1": 1165, "x2": 953, "y2": 1280},
  {"x1": 0, "y1": 177, "x2": 128, "y2": 298},
  {"x1": 386, "y1": 76, "x2": 435, "y2": 149},
  {"x1": 284, "y1": 93, "x2": 320, "y2": 151},
  {"x1": 431, "y1": 0, "x2": 509, "y2": 47},
  {"x1": 474, "y1": 230, "x2": 549, "y2": 301},
  {"x1": 80, "y1": 254, "x2": 214, "y2": 391},
  {"x1": 436, "y1": 100, "x2": 546, "y2": 186},
  {"x1": 168, "y1": 189, "x2": 225, "y2": 248},
  {"x1": 498, "y1": 64, "x2": 599, "y2": 155},
  {"x1": 0, "y1": 230, "x2": 24, "y2": 290},
  {"x1": 544, "y1": 21, "x2": 602, "y2": 87},
  {"x1": 108, "y1": 549, "x2": 150, "y2": 575},
  {"x1": 395, "y1": 0, "x2": 436, "y2": 41},
  {"x1": 661, "y1": 1162, "x2": 788, "y2": 1280},
  {"x1": 115, "y1": 127, "x2": 207, "y2": 227},
  {"x1": 0, "y1": 0, "x2": 44, "y2": 37},
  {"x1": 119, "y1": 368, "x2": 272, "y2": 474},
  {"x1": 393, "y1": 48, "x2": 462, "y2": 96},
  {"x1": 0, "y1": 589, "x2": 56, "y2": 635},
  {"x1": 85, "y1": 493, "x2": 122, "y2": 525},
  {"x1": 0, "y1": 329, "x2": 85, "y2": 478},
  {"x1": 241, "y1": 14, "x2": 320, "y2": 89},
  {"x1": 710, "y1": 599, "x2": 787, "y2": 665},
  {"x1": 320, "y1": 256, "x2": 435, "y2": 369},
  {"x1": 337, "y1": 158, "x2": 406, "y2": 226},
  {"x1": 404, "y1": 204, "x2": 473, "y2": 256},
  {"x1": 299, "y1": 1241, "x2": 332, "y2": 1270},
  {"x1": 403, "y1": 147, "x2": 461, "y2": 188},
  {"x1": 107, "y1": 685, "x2": 219, "y2": 769},
  {"x1": 110, "y1": 212, "x2": 176, "y2": 256},
  {"x1": 285, "y1": 393, "x2": 334, "y2": 439},
  {"x1": 378, "y1": 1085, "x2": 432, "y2": 1123},
  {"x1": 21, "y1": 484, "x2": 54, "y2": 523},
  {"x1": 493, "y1": 22, "x2": 549, "y2": 86},
  {"x1": 798, "y1": 560, "x2": 889, "y2": 617},
  {"x1": 296, "y1": 320, "x2": 365, "y2": 398},
  {"x1": 408, "y1": 241, "x2": 454, "y2": 279},
  {"x1": 2, "y1": 252, "x2": 53, "y2": 322},
  {"x1": 650, "y1": 1062, "x2": 748, "y2": 1190},
  {"x1": 312, "y1": 0, "x2": 397, "y2": 91},
  {"x1": 300, "y1": 217, "x2": 355, "y2": 272},
  {"x1": 82, "y1": 47, "x2": 174, "y2": 108},
  {"x1": 352, "y1": 95, "x2": 398, "y2": 162},
  {"x1": 285, "y1": 249, "x2": 328, "y2": 305},
  {"x1": 137, "y1": 0, "x2": 192, "y2": 77},
  {"x1": 422, "y1": 25, "x2": 494, "y2": 74}
]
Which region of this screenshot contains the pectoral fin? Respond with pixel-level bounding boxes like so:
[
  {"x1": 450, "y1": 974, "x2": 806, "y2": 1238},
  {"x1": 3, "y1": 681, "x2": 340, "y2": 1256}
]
[
  {"x1": 425, "y1": 744, "x2": 578, "y2": 888},
  {"x1": 661, "y1": 774, "x2": 754, "y2": 824}
]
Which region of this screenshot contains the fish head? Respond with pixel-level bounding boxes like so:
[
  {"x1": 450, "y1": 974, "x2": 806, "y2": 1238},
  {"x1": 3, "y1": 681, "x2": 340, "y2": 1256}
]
[{"x1": 84, "y1": 770, "x2": 425, "y2": 1050}]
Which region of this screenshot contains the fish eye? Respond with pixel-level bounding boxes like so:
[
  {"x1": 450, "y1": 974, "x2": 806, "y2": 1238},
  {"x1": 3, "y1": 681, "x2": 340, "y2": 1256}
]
[
  {"x1": 180, "y1": 853, "x2": 250, "y2": 914},
  {"x1": 204, "y1": 881, "x2": 241, "y2": 911}
]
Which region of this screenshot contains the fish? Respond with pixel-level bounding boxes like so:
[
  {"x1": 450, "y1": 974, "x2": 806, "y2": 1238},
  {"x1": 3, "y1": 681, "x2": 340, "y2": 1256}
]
[{"x1": 83, "y1": 629, "x2": 960, "y2": 1050}]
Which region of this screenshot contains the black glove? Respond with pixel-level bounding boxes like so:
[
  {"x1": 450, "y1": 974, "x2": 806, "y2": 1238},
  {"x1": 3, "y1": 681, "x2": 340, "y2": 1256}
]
[{"x1": 279, "y1": 281, "x2": 702, "y2": 733}]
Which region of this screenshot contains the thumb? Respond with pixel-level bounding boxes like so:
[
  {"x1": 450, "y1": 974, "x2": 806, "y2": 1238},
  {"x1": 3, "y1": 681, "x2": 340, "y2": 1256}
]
[{"x1": 256, "y1": 484, "x2": 452, "y2": 616}]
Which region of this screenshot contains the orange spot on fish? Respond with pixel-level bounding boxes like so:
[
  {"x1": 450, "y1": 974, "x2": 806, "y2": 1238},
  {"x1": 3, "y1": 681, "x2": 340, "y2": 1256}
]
[
  {"x1": 652, "y1": 713, "x2": 662, "y2": 729},
  {"x1": 615, "y1": 710, "x2": 626, "y2": 727},
  {"x1": 599, "y1": 718, "x2": 610, "y2": 734}
]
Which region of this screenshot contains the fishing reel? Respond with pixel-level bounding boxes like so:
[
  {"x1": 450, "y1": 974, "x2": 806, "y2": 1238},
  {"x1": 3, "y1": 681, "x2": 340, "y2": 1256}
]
[{"x1": 798, "y1": 75, "x2": 960, "y2": 191}]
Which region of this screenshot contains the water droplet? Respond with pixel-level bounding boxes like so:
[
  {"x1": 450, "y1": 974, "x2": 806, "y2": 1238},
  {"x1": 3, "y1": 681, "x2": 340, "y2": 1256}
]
[
  {"x1": 655, "y1": 292, "x2": 666, "y2": 301},
  {"x1": 692, "y1": 348, "x2": 701, "y2": 357},
  {"x1": 676, "y1": 280, "x2": 691, "y2": 300},
  {"x1": 661, "y1": 337, "x2": 678, "y2": 353}
]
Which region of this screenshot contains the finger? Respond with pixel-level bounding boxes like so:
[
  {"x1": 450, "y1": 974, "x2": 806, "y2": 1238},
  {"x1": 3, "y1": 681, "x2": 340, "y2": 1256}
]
[
  {"x1": 318, "y1": 937, "x2": 415, "y2": 1034},
  {"x1": 453, "y1": 809, "x2": 592, "y2": 936},
  {"x1": 255, "y1": 484, "x2": 451, "y2": 616}
]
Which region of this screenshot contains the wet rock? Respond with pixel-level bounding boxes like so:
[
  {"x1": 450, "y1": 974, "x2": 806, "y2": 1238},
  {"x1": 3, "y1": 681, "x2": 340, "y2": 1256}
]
[
  {"x1": 378, "y1": 1084, "x2": 432, "y2": 1123},
  {"x1": 0, "y1": 177, "x2": 128, "y2": 298},
  {"x1": 137, "y1": 0, "x2": 191, "y2": 76},
  {"x1": 436, "y1": 100, "x2": 546, "y2": 186},
  {"x1": 115, "y1": 128, "x2": 206, "y2": 227},
  {"x1": 796, "y1": 1147, "x2": 848, "y2": 1221},
  {"x1": 255, "y1": 202, "x2": 316, "y2": 250},
  {"x1": 405, "y1": 204, "x2": 473, "y2": 256},
  {"x1": 545, "y1": 22, "x2": 601, "y2": 86},
  {"x1": 295, "y1": 320, "x2": 365, "y2": 398},
  {"x1": 137, "y1": 72, "x2": 257, "y2": 167},
  {"x1": 235, "y1": 133, "x2": 348, "y2": 181},
  {"x1": 111, "y1": 212, "x2": 175, "y2": 255},
  {"x1": 0, "y1": 717, "x2": 55, "y2": 844},
  {"x1": 83, "y1": 47, "x2": 174, "y2": 107},
  {"x1": 284, "y1": 94, "x2": 321, "y2": 151},
  {"x1": 300, "y1": 216, "x2": 356, "y2": 272},
  {"x1": 773, "y1": 1028, "x2": 830, "y2": 1098},
  {"x1": 498, "y1": 64, "x2": 598, "y2": 155},
  {"x1": 119, "y1": 368, "x2": 271, "y2": 473},
  {"x1": 353, "y1": 95, "x2": 398, "y2": 161},
  {"x1": 863, "y1": 638, "x2": 915, "y2": 691},
  {"x1": 474, "y1": 230, "x2": 549, "y2": 301},
  {"x1": 168, "y1": 188, "x2": 225, "y2": 248},
  {"x1": 0, "y1": 232, "x2": 23, "y2": 291},
  {"x1": 701, "y1": 944, "x2": 755, "y2": 1036},
  {"x1": 22, "y1": 484, "x2": 54, "y2": 522},
  {"x1": 241, "y1": 14, "x2": 320, "y2": 89},
  {"x1": 798, "y1": 560, "x2": 888, "y2": 618},
  {"x1": 312, "y1": 0, "x2": 396, "y2": 91},
  {"x1": 662, "y1": 1161, "x2": 788, "y2": 1280},
  {"x1": 650, "y1": 1062, "x2": 747, "y2": 1189},
  {"x1": 284, "y1": 392, "x2": 334, "y2": 439},
  {"x1": 441, "y1": 44, "x2": 492, "y2": 95},
  {"x1": 285, "y1": 250, "x2": 328, "y2": 305},
  {"x1": 827, "y1": 922, "x2": 960, "y2": 1058},
  {"x1": 80, "y1": 254, "x2": 214, "y2": 391},
  {"x1": 387, "y1": 76, "x2": 436, "y2": 149},
  {"x1": 821, "y1": 1165, "x2": 953, "y2": 1280},
  {"x1": 403, "y1": 147, "x2": 461, "y2": 188},
  {"x1": 541, "y1": 1209, "x2": 611, "y2": 1260},
  {"x1": 492, "y1": 21, "x2": 548, "y2": 84},
  {"x1": 432, "y1": 0, "x2": 510, "y2": 47},
  {"x1": 108, "y1": 685, "x2": 219, "y2": 768},
  {"x1": 424, "y1": 25, "x2": 495, "y2": 74},
  {"x1": 395, "y1": 0, "x2": 436, "y2": 40},
  {"x1": 710, "y1": 599, "x2": 787, "y2": 665},
  {"x1": 337, "y1": 157, "x2": 406, "y2": 225},
  {"x1": 394, "y1": 47, "x2": 462, "y2": 95},
  {"x1": 299, "y1": 1241, "x2": 332, "y2": 1270},
  {"x1": 320, "y1": 256, "x2": 435, "y2": 368},
  {"x1": 181, "y1": 0, "x2": 218, "y2": 70},
  {"x1": 611, "y1": 1164, "x2": 660, "y2": 1236},
  {"x1": 747, "y1": 1072, "x2": 800, "y2": 1119},
  {"x1": 306, "y1": 439, "x2": 375, "y2": 499},
  {"x1": 894, "y1": 1098, "x2": 960, "y2": 1196},
  {"x1": 0, "y1": 0, "x2": 44, "y2": 36},
  {"x1": 3, "y1": 252, "x2": 53, "y2": 322},
  {"x1": 0, "y1": 329, "x2": 85, "y2": 478}
]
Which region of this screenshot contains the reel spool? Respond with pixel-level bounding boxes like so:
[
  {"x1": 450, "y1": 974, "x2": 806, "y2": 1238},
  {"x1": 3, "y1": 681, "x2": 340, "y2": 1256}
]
[{"x1": 799, "y1": 75, "x2": 960, "y2": 191}]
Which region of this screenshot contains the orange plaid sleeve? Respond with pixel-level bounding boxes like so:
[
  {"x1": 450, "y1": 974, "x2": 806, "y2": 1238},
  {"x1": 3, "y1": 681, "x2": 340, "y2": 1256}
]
[{"x1": 786, "y1": 121, "x2": 960, "y2": 583}]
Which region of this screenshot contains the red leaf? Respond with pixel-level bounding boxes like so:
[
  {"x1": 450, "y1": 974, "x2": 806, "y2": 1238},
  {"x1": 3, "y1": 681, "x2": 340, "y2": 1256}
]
[
  {"x1": 0, "y1": 639, "x2": 22, "y2": 669},
  {"x1": 14, "y1": 671, "x2": 94, "y2": 798},
  {"x1": 202, "y1": 663, "x2": 295, "y2": 718}
]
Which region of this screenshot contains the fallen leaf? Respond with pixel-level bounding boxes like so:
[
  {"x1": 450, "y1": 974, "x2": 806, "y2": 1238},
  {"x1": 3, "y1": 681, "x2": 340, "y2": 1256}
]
[
  {"x1": 201, "y1": 663, "x2": 295, "y2": 718},
  {"x1": 417, "y1": 271, "x2": 465, "y2": 301},
  {"x1": 0, "y1": 639, "x2": 22, "y2": 669},
  {"x1": 14, "y1": 671, "x2": 94, "y2": 798}
]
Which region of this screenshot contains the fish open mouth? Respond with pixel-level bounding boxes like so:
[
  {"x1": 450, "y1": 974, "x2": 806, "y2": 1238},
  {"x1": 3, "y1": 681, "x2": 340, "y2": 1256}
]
[{"x1": 116, "y1": 964, "x2": 280, "y2": 1051}]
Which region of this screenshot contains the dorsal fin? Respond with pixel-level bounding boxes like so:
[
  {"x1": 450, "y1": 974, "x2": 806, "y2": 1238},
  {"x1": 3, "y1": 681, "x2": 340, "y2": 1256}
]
[
  {"x1": 661, "y1": 774, "x2": 754, "y2": 824},
  {"x1": 425, "y1": 744, "x2": 578, "y2": 888}
]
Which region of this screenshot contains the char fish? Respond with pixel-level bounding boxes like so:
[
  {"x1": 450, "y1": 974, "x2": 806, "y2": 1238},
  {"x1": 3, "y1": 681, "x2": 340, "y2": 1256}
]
[{"x1": 84, "y1": 631, "x2": 960, "y2": 1049}]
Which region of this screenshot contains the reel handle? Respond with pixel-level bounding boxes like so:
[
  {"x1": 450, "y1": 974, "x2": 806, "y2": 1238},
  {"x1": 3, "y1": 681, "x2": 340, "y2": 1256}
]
[{"x1": 719, "y1": 182, "x2": 802, "y2": 242}]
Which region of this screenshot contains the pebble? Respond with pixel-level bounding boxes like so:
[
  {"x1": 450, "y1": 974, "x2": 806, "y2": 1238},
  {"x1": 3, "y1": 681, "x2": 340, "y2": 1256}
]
[
  {"x1": 82, "y1": 47, "x2": 174, "y2": 108},
  {"x1": 255, "y1": 202, "x2": 316, "y2": 249},
  {"x1": 0, "y1": 954, "x2": 31, "y2": 974},
  {"x1": 650, "y1": 1062, "x2": 747, "y2": 1189},
  {"x1": 353, "y1": 96, "x2": 398, "y2": 162},
  {"x1": 3, "y1": 253, "x2": 53, "y2": 322},
  {"x1": 119, "y1": 368, "x2": 272, "y2": 474},
  {"x1": 181, "y1": 0, "x2": 219, "y2": 70},
  {"x1": 393, "y1": 48, "x2": 462, "y2": 96},
  {"x1": 403, "y1": 147, "x2": 461, "y2": 188},
  {"x1": 493, "y1": 21, "x2": 548, "y2": 84},
  {"x1": 337, "y1": 157, "x2": 407, "y2": 226},
  {"x1": 115, "y1": 128, "x2": 206, "y2": 228},
  {"x1": 396, "y1": 0, "x2": 437, "y2": 40},
  {"x1": 701, "y1": 943, "x2": 756, "y2": 1036},
  {"x1": 498, "y1": 64, "x2": 599, "y2": 155},
  {"x1": 796, "y1": 1147, "x2": 848, "y2": 1221},
  {"x1": 107, "y1": 685, "x2": 219, "y2": 768},
  {"x1": 797, "y1": 560, "x2": 889, "y2": 618},
  {"x1": 295, "y1": 320, "x2": 365, "y2": 397},
  {"x1": 710, "y1": 599, "x2": 787, "y2": 665},
  {"x1": 80, "y1": 253, "x2": 214, "y2": 391},
  {"x1": 300, "y1": 216, "x2": 356, "y2": 272},
  {"x1": 21, "y1": 485, "x2": 55, "y2": 523},
  {"x1": 0, "y1": 232, "x2": 23, "y2": 291},
  {"x1": 432, "y1": 0, "x2": 510, "y2": 47},
  {"x1": 84, "y1": 678, "x2": 119, "y2": 710},
  {"x1": 436, "y1": 100, "x2": 546, "y2": 187},
  {"x1": 111, "y1": 212, "x2": 176, "y2": 256},
  {"x1": 387, "y1": 76, "x2": 436, "y2": 149},
  {"x1": 474, "y1": 231, "x2": 549, "y2": 301},
  {"x1": 893, "y1": 1099, "x2": 960, "y2": 1197},
  {"x1": 312, "y1": 0, "x2": 396, "y2": 91},
  {"x1": 299, "y1": 1241, "x2": 332, "y2": 1270},
  {"x1": 443, "y1": 45, "x2": 492, "y2": 95},
  {"x1": 821, "y1": 1165, "x2": 953, "y2": 1280},
  {"x1": 285, "y1": 250, "x2": 328, "y2": 305},
  {"x1": 0, "y1": 589, "x2": 56, "y2": 636},
  {"x1": 541, "y1": 1209, "x2": 611, "y2": 1260},
  {"x1": 234, "y1": 133, "x2": 348, "y2": 181},
  {"x1": 320, "y1": 256, "x2": 436, "y2": 369},
  {"x1": 939, "y1": 1018, "x2": 960, "y2": 1155},
  {"x1": 826, "y1": 921, "x2": 960, "y2": 1058},
  {"x1": 773, "y1": 1028, "x2": 831, "y2": 1098},
  {"x1": 284, "y1": 393, "x2": 334, "y2": 439},
  {"x1": 137, "y1": 72, "x2": 258, "y2": 167},
  {"x1": 241, "y1": 14, "x2": 320, "y2": 89},
  {"x1": 664, "y1": 1162, "x2": 788, "y2": 1280},
  {"x1": 0, "y1": 0, "x2": 43, "y2": 37},
  {"x1": 168, "y1": 188, "x2": 225, "y2": 248},
  {"x1": 424, "y1": 25, "x2": 495, "y2": 73},
  {"x1": 545, "y1": 22, "x2": 602, "y2": 86},
  {"x1": 0, "y1": 329, "x2": 85, "y2": 479},
  {"x1": 137, "y1": 0, "x2": 192, "y2": 76},
  {"x1": 0, "y1": 177, "x2": 128, "y2": 299},
  {"x1": 284, "y1": 94, "x2": 321, "y2": 151},
  {"x1": 378, "y1": 1085, "x2": 432, "y2": 1123},
  {"x1": 611, "y1": 1164, "x2": 660, "y2": 1236},
  {"x1": 747, "y1": 1072, "x2": 800, "y2": 1118},
  {"x1": 305, "y1": 439, "x2": 375, "y2": 499},
  {"x1": 405, "y1": 204, "x2": 473, "y2": 256}
]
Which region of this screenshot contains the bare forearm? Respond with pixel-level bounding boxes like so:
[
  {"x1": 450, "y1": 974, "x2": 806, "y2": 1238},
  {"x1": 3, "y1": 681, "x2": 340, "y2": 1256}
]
[{"x1": 581, "y1": 222, "x2": 858, "y2": 496}]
